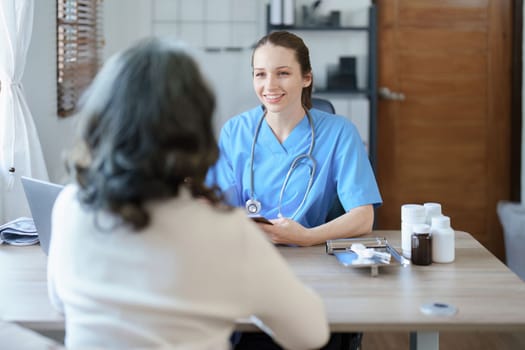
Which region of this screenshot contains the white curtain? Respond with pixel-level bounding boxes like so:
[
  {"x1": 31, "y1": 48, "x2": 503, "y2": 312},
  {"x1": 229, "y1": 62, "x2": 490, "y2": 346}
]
[{"x1": 0, "y1": 0, "x2": 48, "y2": 224}]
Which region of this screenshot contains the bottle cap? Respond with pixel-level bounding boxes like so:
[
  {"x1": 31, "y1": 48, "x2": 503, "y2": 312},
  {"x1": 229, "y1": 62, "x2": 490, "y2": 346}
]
[
  {"x1": 401, "y1": 204, "x2": 426, "y2": 220},
  {"x1": 431, "y1": 215, "x2": 450, "y2": 229},
  {"x1": 424, "y1": 202, "x2": 442, "y2": 217},
  {"x1": 412, "y1": 223, "x2": 431, "y2": 234}
]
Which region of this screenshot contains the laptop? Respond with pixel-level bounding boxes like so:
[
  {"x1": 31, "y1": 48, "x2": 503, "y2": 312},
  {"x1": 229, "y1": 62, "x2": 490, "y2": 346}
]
[{"x1": 21, "y1": 176, "x2": 64, "y2": 255}]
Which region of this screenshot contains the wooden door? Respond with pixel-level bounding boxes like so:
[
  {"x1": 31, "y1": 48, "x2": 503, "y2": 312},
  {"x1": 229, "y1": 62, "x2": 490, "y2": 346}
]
[{"x1": 375, "y1": 0, "x2": 512, "y2": 260}]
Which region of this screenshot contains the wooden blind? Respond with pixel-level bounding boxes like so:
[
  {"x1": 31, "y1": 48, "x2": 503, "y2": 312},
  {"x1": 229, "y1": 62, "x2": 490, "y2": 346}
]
[{"x1": 57, "y1": 0, "x2": 103, "y2": 117}]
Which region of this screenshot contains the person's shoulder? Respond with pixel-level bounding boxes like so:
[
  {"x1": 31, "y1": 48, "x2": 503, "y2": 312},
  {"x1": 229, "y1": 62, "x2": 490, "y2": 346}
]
[
  {"x1": 52, "y1": 183, "x2": 83, "y2": 228},
  {"x1": 205, "y1": 205, "x2": 251, "y2": 231},
  {"x1": 55, "y1": 183, "x2": 79, "y2": 207},
  {"x1": 204, "y1": 205, "x2": 269, "y2": 242}
]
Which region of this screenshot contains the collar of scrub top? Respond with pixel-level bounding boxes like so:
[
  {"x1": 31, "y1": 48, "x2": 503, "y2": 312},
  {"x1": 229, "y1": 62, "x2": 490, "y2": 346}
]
[{"x1": 246, "y1": 107, "x2": 317, "y2": 219}]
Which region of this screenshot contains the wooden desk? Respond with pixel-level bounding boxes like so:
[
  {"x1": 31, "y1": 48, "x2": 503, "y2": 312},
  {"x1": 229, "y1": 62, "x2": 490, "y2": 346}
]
[
  {"x1": 0, "y1": 243, "x2": 63, "y2": 331},
  {"x1": 1, "y1": 230, "x2": 525, "y2": 350},
  {"x1": 260, "y1": 230, "x2": 525, "y2": 349}
]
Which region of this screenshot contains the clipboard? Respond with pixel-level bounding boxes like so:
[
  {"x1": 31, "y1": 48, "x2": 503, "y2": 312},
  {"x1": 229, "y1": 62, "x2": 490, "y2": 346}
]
[{"x1": 326, "y1": 237, "x2": 410, "y2": 277}]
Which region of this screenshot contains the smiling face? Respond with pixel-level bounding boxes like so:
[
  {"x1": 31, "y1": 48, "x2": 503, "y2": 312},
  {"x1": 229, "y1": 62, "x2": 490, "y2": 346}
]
[{"x1": 252, "y1": 44, "x2": 312, "y2": 116}]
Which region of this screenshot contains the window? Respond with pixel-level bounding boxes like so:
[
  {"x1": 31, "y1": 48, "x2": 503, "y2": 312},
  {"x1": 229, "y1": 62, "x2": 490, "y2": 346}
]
[{"x1": 57, "y1": 0, "x2": 103, "y2": 117}]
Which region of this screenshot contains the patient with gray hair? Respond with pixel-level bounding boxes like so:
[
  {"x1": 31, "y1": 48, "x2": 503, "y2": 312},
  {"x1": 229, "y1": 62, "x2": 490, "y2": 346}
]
[{"x1": 47, "y1": 36, "x2": 329, "y2": 349}]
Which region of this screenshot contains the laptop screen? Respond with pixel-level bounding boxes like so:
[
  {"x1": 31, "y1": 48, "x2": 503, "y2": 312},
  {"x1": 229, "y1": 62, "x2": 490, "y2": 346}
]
[{"x1": 21, "y1": 177, "x2": 64, "y2": 255}]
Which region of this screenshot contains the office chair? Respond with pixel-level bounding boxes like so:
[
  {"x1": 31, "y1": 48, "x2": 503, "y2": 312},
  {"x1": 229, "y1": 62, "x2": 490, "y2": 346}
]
[
  {"x1": 260, "y1": 97, "x2": 335, "y2": 114},
  {"x1": 311, "y1": 97, "x2": 336, "y2": 114}
]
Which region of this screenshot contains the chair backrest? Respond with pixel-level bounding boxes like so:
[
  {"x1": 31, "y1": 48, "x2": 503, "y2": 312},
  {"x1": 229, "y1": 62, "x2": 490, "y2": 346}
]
[
  {"x1": 497, "y1": 201, "x2": 525, "y2": 281},
  {"x1": 312, "y1": 97, "x2": 335, "y2": 114}
]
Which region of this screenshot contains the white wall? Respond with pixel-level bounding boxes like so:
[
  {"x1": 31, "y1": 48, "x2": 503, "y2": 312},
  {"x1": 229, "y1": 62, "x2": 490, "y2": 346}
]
[
  {"x1": 22, "y1": 0, "x2": 372, "y2": 183},
  {"x1": 103, "y1": 0, "x2": 152, "y2": 59}
]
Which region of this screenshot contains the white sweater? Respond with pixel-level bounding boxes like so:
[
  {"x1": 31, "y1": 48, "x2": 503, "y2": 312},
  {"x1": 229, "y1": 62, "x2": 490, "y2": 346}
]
[{"x1": 48, "y1": 185, "x2": 329, "y2": 349}]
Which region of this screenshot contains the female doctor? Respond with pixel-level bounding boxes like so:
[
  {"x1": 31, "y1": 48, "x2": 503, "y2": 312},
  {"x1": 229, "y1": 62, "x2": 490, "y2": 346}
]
[{"x1": 207, "y1": 30, "x2": 382, "y2": 247}]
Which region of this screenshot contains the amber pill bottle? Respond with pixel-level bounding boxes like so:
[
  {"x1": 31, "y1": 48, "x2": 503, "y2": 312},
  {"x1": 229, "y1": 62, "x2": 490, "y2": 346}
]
[{"x1": 411, "y1": 224, "x2": 432, "y2": 266}]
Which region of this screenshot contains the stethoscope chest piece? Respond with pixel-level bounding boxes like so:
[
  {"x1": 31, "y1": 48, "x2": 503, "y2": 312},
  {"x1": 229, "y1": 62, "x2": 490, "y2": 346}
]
[{"x1": 245, "y1": 198, "x2": 262, "y2": 215}]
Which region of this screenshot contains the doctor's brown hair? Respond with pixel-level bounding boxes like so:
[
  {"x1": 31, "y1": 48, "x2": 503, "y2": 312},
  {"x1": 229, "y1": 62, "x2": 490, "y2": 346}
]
[
  {"x1": 70, "y1": 37, "x2": 224, "y2": 230},
  {"x1": 252, "y1": 30, "x2": 313, "y2": 109}
]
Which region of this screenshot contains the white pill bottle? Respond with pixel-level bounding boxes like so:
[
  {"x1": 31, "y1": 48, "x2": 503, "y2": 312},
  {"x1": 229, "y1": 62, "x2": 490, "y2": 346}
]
[
  {"x1": 401, "y1": 204, "x2": 426, "y2": 258},
  {"x1": 430, "y1": 215, "x2": 455, "y2": 263},
  {"x1": 424, "y1": 202, "x2": 442, "y2": 226}
]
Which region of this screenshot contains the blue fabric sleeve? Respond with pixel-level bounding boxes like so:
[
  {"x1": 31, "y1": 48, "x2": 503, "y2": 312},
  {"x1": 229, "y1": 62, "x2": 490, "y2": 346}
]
[
  {"x1": 206, "y1": 124, "x2": 241, "y2": 206},
  {"x1": 332, "y1": 120, "x2": 382, "y2": 211}
]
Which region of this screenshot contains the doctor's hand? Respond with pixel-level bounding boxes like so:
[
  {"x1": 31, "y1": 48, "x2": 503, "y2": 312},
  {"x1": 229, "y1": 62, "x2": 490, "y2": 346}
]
[{"x1": 257, "y1": 217, "x2": 314, "y2": 247}]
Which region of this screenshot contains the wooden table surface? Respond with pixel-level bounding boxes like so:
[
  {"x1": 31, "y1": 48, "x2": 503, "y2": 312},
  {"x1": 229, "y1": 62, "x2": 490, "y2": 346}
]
[
  {"x1": 0, "y1": 242, "x2": 63, "y2": 331},
  {"x1": 272, "y1": 230, "x2": 525, "y2": 333},
  {"x1": 1, "y1": 230, "x2": 525, "y2": 336}
]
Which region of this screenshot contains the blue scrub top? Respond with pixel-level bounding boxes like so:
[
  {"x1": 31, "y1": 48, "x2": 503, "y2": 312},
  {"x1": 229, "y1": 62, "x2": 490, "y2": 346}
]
[{"x1": 206, "y1": 105, "x2": 382, "y2": 228}]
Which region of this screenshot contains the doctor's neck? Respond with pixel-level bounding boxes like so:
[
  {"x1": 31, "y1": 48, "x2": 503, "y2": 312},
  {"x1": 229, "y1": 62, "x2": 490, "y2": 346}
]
[{"x1": 265, "y1": 105, "x2": 307, "y2": 143}]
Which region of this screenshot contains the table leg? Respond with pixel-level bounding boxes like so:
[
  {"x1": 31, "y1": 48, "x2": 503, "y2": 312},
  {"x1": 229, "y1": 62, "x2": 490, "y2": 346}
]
[{"x1": 410, "y1": 331, "x2": 438, "y2": 350}]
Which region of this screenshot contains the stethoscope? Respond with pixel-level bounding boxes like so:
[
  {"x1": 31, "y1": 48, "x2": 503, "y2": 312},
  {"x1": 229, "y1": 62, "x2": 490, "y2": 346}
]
[{"x1": 245, "y1": 108, "x2": 316, "y2": 219}]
